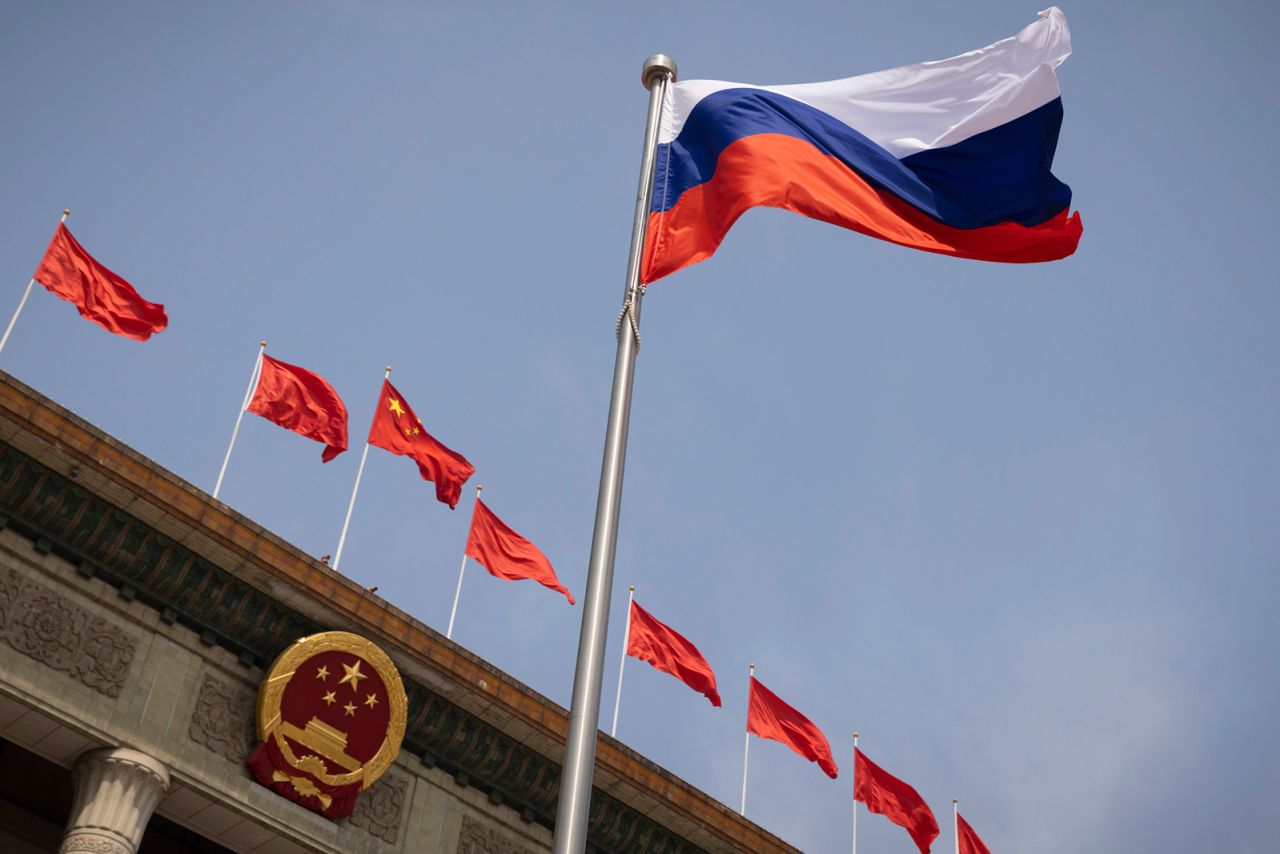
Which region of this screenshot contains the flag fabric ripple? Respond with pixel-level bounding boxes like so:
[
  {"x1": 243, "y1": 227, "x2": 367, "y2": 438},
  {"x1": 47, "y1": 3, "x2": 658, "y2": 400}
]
[
  {"x1": 34, "y1": 223, "x2": 168, "y2": 341},
  {"x1": 366, "y1": 379, "x2": 474, "y2": 509},
  {"x1": 465, "y1": 499, "x2": 574, "y2": 604},
  {"x1": 746, "y1": 676, "x2": 838, "y2": 778},
  {"x1": 957, "y1": 812, "x2": 993, "y2": 854},
  {"x1": 642, "y1": 7, "x2": 1082, "y2": 283},
  {"x1": 626, "y1": 600, "x2": 721, "y2": 706},
  {"x1": 246, "y1": 354, "x2": 349, "y2": 462},
  {"x1": 854, "y1": 748, "x2": 940, "y2": 854}
]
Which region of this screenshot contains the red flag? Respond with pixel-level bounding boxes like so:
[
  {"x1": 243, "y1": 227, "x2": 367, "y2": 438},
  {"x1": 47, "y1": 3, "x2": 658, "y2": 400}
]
[
  {"x1": 626, "y1": 600, "x2": 721, "y2": 706},
  {"x1": 957, "y1": 812, "x2": 992, "y2": 854},
  {"x1": 34, "y1": 223, "x2": 167, "y2": 341},
  {"x1": 366, "y1": 379, "x2": 474, "y2": 509},
  {"x1": 465, "y1": 499, "x2": 574, "y2": 604},
  {"x1": 246, "y1": 354, "x2": 348, "y2": 462},
  {"x1": 746, "y1": 677, "x2": 837, "y2": 778},
  {"x1": 854, "y1": 748, "x2": 939, "y2": 854}
]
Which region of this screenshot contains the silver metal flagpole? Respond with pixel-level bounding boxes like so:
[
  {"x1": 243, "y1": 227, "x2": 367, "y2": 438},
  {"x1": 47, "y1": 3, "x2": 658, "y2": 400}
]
[
  {"x1": 853, "y1": 732, "x2": 860, "y2": 854},
  {"x1": 213, "y1": 340, "x2": 266, "y2": 500},
  {"x1": 953, "y1": 798, "x2": 960, "y2": 854},
  {"x1": 0, "y1": 208, "x2": 69, "y2": 357},
  {"x1": 551, "y1": 53, "x2": 676, "y2": 854},
  {"x1": 332, "y1": 366, "x2": 391, "y2": 572},
  {"x1": 609, "y1": 585, "x2": 636, "y2": 737},
  {"x1": 447, "y1": 483, "x2": 483, "y2": 640},
  {"x1": 740, "y1": 662, "x2": 756, "y2": 815}
]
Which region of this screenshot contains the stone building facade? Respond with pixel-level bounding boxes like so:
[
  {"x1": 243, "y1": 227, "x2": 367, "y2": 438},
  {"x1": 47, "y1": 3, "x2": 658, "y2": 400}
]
[{"x1": 0, "y1": 373, "x2": 799, "y2": 854}]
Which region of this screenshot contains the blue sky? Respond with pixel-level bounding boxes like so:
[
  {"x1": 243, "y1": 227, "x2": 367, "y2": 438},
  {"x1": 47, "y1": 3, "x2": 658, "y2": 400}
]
[{"x1": 2, "y1": 2, "x2": 1277, "y2": 851}]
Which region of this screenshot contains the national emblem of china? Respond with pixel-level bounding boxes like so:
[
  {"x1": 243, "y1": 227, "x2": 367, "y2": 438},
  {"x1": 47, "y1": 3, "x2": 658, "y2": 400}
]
[{"x1": 248, "y1": 631, "x2": 408, "y2": 818}]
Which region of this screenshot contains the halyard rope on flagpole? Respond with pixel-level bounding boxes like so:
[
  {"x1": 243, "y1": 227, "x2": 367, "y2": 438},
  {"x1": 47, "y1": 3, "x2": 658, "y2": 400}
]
[
  {"x1": 614, "y1": 285, "x2": 644, "y2": 352},
  {"x1": 0, "y1": 209, "x2": 69, "y2": 358},
  {"x1": 332, "y1": 366, "x2": 391, "y2": 572},
  {"x1": 552, "y1": 54, "x2": 675, "y2": 854},
  {"x1": 740, "y1": 662, "x2": 755, "y2": 815},
  {"x1": 447, "y1": 483, "x2": 482, "y2": 640},
  {"x1": 609, "y1": 585, "x2": 636, "y2": 737},
  {"x1": 213, "y1": 340, "x2": 266, "y2": 500}
]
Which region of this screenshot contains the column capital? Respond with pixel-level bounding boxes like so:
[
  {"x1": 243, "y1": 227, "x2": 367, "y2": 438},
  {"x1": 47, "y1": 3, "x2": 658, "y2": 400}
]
[{"x1": 59, "y1": 747, "x2": 171, "y2": 854}]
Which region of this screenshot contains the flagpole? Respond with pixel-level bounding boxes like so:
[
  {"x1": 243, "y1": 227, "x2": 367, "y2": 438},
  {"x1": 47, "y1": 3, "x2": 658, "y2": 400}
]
[
  {"x1": 332, "y1": 366, "x2": 391, "y2": 571},
  {"x1": 740, "y1": 662, "x2": 755, "y2": 815},
  {"x1": 609, "y1": 585, "x2": 635, "y2": 737},
  {"x1": 852, "y1": 732, "x2": 859, "y2": 854},
  {"x1": 213, "y1": 340, "x2": 266, "y2": 500},
  {"x1": 953, "y1": 798, "x2": 960, "y2": 854},
  {"x1": 447, "y1": 484, "x2": 482, "y2": 640},
  {"x1": 552, "y1": 53, "x2": 675, "y2": 854},
  {"x1": 0, "y1": 208, "x2": 69, "y2": 357}
]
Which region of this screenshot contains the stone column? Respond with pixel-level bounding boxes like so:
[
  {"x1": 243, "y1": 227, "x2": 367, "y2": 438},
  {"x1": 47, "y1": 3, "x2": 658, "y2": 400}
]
[{"x1": 58, "y1": 747, "x2": 171, "y2": 854}]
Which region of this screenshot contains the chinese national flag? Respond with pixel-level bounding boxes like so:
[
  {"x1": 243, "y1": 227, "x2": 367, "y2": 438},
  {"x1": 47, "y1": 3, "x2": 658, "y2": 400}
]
[
  {"x1": 465, "y1": 498, "x2": 574, "y2": 604},
  {"x1": 246, "y1": 354, "x2": 349, "y2": 462},
  {"x1": 854, "y1": 748, "x2": 939, "y2": 854},
  {"x1": 626, "y1": 600, "x2": 721, "y2": 706},
  {"x1": 746, "y1": 677, "x2": 838, "y2": 778},
  {"x1": 366, "y1": 379, "x2": 474, "y2": 508},
  {"x1": 34, "y1": 223, "x2": 167, "y2": 341},
  {"x1": 956, "y1": 812, "x2": 992, "y2": 854}
]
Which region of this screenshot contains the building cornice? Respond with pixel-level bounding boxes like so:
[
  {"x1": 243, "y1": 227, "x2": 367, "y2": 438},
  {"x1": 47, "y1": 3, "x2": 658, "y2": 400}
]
[{"x1": 0, "y1": 372, "x2": 797, "y2": 854}]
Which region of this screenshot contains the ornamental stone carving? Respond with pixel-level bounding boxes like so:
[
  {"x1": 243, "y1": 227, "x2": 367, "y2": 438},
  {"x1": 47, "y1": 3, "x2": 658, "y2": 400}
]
[
  {"x1": 346, "y1": 772, "x2": 408, "y2": 843},
  {"x1": 59, "y1": 747, "x2": 170, "y2": 854},
  {"x1": 457, "y1": 815, "x2": 534, "y2": 854},
  {"x1": 188, "y1": 672, "x2": 255, "y2": 763},
  {"x1": 0, "y1": 567, "x2": 135, "y2": 697}
]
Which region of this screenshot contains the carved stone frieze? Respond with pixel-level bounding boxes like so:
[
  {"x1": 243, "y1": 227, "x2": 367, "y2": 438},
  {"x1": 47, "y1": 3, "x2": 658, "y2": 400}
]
[
  {"x1": 188, "y1": 672, "x2": 255, "y2": 763},
  {"x1": 346, "y1": 772, "x2": 408, "y2": 844},
  {"x1": 0, "y1": 567, "x2": 135, "y2": 697},
  {"x1": 457, "y1": 816, "x2": 535, "y2": 854}
]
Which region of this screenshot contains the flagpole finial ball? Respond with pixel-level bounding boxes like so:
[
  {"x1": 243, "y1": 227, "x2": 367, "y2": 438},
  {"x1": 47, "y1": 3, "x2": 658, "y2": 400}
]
[
  {"x1": 629, "y1": 585, "x2": 634, "y2": 592},
  {"x1": 260, "y1": 340, "x2": 267, "y2": 348},
  {"x1": 63, "y1": 209, "x2": 70, "y2": 216},
  {"x1": 641, "y1": 54, "x2": 677, "y2": 89},
  {"x1": 853, "y1": 731, "x2": 859, "y2": 739},
  {"x1": 953, "y1": 799, "x2": 959, "y2": 804}
]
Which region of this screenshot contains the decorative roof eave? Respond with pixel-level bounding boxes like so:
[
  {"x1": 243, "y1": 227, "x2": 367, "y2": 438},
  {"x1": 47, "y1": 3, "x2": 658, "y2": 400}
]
[{"x1": 0, "y1": 372, "x2": 797, "y2": 854}]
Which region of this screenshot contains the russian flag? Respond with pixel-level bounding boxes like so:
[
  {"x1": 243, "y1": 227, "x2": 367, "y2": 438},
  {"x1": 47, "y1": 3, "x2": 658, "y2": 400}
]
[{"x1": 642, "y1": 7, "x2": 1083, "y2": 284}]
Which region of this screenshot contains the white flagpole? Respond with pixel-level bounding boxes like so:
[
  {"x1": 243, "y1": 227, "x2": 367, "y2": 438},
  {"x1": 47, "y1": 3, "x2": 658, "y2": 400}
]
[
  {"x1": 740, "y1": 662, "x2": 756, "y2": 816},
  {"x1": 852, "y1": 732, "x2": 860, "y2": 854},
  {"x1": 0, "y1": 208, "x2": 69, "y2": 357},
  {"x1": 553, "y1": 55, "x2": 676, "y2": 854},
  {"x1": 213, "y1": 340, "x2": 266, "y2": 500},
  {"x1": 953, "y1": 798, "x2": 960, "y2": 854},
  {"x1": 447, "y1": 484, "x2": 483, "y2": 640},
  {"x1": 609, "y1": 585, "x2": 636, "y2": 737},
  {"x1": 332, "y1": 365, "x2": 391, "y2": 572}
]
